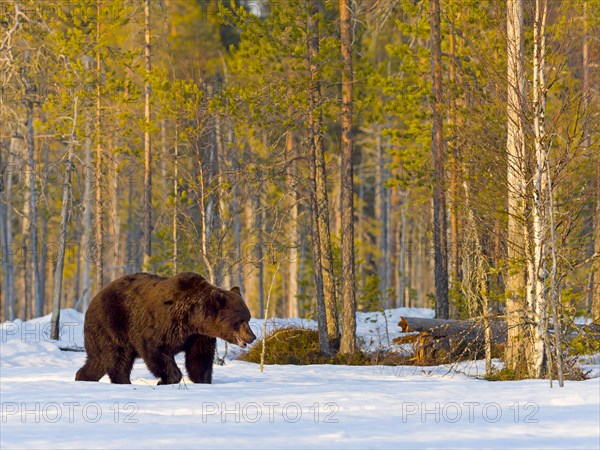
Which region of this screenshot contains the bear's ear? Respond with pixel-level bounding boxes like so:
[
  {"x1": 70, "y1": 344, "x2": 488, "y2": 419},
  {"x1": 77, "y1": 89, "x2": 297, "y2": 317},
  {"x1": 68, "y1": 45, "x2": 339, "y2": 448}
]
[
  {"x1": 205, "y1": 290, "x2": 226, "y2": 318},
  {"x1": 231, "y1": 286, "x2": 241, "y2": 295}
]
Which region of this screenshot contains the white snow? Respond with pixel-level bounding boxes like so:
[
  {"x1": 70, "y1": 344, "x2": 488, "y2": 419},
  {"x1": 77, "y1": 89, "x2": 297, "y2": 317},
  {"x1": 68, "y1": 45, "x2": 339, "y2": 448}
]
[{"x1": 1, "y1": 308, "x2": 599, "y2": 449}]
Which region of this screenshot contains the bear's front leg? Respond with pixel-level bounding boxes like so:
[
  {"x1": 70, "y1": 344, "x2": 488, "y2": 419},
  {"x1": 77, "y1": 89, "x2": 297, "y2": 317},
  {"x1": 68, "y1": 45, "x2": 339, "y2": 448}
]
[
  {"x1": 143, "y1": 350, "x2": 183, "y2": 385},
  {"x1": 183, "y1": 334, "x2": 216, "y2": 384}
]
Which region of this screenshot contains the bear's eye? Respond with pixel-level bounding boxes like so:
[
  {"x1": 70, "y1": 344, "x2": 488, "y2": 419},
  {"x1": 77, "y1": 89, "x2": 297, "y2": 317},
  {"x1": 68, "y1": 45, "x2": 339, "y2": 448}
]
[{"x1": 234, "y1": 320, "x2": 243, "y2": 329}]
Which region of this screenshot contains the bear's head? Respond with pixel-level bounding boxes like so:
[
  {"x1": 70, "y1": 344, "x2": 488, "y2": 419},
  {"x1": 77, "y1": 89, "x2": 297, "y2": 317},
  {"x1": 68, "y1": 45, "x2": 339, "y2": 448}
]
[{"x1": 197, "y1": 286, "x2": 256, "y2": 348}]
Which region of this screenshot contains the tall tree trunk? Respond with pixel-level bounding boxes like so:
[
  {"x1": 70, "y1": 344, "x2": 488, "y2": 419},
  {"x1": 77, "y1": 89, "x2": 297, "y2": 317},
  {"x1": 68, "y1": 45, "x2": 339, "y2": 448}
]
[
  {"x1": 233, "y1": 163, "x2": 242, "y2": 289},
  {"x1": 213, "y1": 107, "x2": 225, "y2": 285},
  {"x1": 0, "y1": 144, "x2": 15, "y2": 321},
  {"x1": 161, "y1": 119, "x2": 168, "y2": 205},
  {"x1": 108, "y1": 138, "x2": 120, "y2": 281},
  {"x1": 19, "y1": 134, "x2": 30, "y2": 319},
  {"x1": 375, "y1": 128, "x2": 389, "y2": 301},
  {"x1": 339, "y1": 0, "x2": 356, "y2": 354},
  {"x1": 25, "y1": 95, "x2": 42, "y2": 318},
  {"x1": 173, "y1": 125, "x2": 178, "y2": 274},
  {"x1": 243, "y1": 189, "x2": 258, "y2": 315},
  {"x1": 40, "y1": 143, "x2": 49, "y2": 313},
  {"x1": 287, "y1": 129, "x2": 300, "y2": 318},
  {"x1": 416, "y1": 225, "x2": 424, "y2": 307},
  {"x1": 396, "y1": 190, "x2": 408, "y2": 308},
  {"x1": 80, "y1": 126, "x2": 92, "y2": 311},
  {"x1": 448, "y1": 22, "x2": 461, "y2": 292},
  {"x1": 308, "y1": 0, "x2": 338, "y2": 354},
  {"x1": 142, "y1": 0, "x2": 152, "y2": 269},
  {"x1": 594, "y1": 140, "x2": 600, "y2": 323},
  {"x1": 1, "y1": 138, "x2": 15, "y2": 320},
  {"x1": 531, "y1": 0, "x2": 549, "y2": 378},
  {"x1": 256, "y1": 184, "x2": 265, "y2": 318},
  {"x1": 406, "y1": 219, "x2": 414, "y2": 307},
  {"x1": 197, "y1": 155, "x2": 215, "y2": 283},
  {"x1": 96, "y1": 1, "x2": 104, "y2": 289},
  {"x1": 357, "y1": 156, "x2": 366, "y2": 283},
  {"x1": 505, "y1": 0, "x2": 529, "y2": 374},
  {"x1": 430, "y1": 0, "x2": 448, "y2": 319},
  {"x1": 51, "y1": 98, "x2": 78, "y2": 340}
]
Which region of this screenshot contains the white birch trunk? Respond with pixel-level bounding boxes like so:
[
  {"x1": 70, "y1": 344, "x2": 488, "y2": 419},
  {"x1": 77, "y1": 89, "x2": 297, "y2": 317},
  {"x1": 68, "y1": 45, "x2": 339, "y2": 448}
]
[
  {"x1": 505, "y1": 0, "x2": 529, "y2": 373},
  {"x1": 531, "y1": 0, "x2": 549, "y2": 379}
]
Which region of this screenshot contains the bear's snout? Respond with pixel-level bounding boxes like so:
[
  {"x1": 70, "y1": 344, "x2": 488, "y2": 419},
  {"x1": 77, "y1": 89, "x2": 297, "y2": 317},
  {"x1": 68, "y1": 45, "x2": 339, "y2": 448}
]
[{"x1": 241, "y1": 323, "x2": 256, "y2": 344}]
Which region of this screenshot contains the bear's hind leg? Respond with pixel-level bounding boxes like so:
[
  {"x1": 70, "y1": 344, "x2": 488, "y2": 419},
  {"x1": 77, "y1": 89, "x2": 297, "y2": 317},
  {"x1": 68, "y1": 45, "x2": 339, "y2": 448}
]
[
  {"x1": 184, "y1": 334, "x2": 216, "y2": 384},
  {"x1": 76, "y1": 359, "x2": 106, "y2": 382},
  {"x1": 107, "y1": 349, "x2": 135, "y2": 384},
  {"x1": 143, "y1": 350, "x2": 183, "y2": 385}
]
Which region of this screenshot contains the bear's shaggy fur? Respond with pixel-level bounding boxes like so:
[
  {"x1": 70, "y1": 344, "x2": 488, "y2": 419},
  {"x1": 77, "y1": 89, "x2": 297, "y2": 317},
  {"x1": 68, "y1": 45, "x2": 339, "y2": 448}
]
[{"x1": 75, "y1": 272, "x2": 256, "y2": 385}]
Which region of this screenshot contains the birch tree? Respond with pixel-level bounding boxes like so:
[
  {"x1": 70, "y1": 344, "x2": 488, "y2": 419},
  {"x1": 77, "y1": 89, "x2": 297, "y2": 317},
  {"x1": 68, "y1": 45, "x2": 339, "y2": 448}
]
[
  {"x1": 531, "y1": 0, "x2": 549, "y2": 379},
  {"x1": 505, "y1": 0, "x2": 529, "y2": 374}
]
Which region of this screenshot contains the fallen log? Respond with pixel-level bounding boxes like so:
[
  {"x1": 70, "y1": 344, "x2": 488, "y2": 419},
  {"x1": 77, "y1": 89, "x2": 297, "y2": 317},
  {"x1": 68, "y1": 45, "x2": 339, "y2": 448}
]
[
  {"x1": 393, "y1": 316, "x2": 507, "y2": 365},
  {"x1": 393, "y1": 317, "x2": 599, "y2": 365},
  {"x1": 397, "y1": 316, "x2": 599, "y2": 341},
  {"x1": 397, "y1": 316, "x2": 507, "y2": 343}
]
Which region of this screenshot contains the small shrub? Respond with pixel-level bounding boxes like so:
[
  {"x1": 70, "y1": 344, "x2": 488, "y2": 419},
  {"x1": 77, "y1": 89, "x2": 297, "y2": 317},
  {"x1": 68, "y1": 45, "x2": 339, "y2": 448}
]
[
  {"x1": 238, "y1": 326, "x2": 412, "y2": 366},
  {"x1": 239, "y1": 328, "x2": 324, "y2": 365},
  {"x1": 485, "y1": 356, "x2": 590, "y2": 381}
]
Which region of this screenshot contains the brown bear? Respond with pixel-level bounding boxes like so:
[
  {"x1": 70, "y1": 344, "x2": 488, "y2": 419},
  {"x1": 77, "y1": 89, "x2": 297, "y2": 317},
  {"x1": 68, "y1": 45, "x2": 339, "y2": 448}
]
[{"x1": 75, "y1": 272, "x2": 256, "y2": 385}]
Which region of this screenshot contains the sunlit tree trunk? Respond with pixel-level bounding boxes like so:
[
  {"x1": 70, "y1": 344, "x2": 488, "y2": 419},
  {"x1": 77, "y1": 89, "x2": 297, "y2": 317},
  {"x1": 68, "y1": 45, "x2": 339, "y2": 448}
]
[
  {"x1": 80, "y1": 125, "x2": 92, "y2": 311},
  {"x1": 287, "y1": 129, "x2": 300, "y2": 318},
  {"x1": 95, "y1": 0, "x2": 104, "y2": 289},
  {"x1": 108, "y1": 138, "x2": 120, "y2": 281},
  {"x1": 505, "y1": 0, "x2": 529, "y2": 374},
  {"x1": 142, "y1": 0, "x2": 152, "y2": 269},
  {"x1": 531, "y1": 0, "x2": 549, "y2": 379},
  {"x1": 448, "y1": 23, "x2": 461, "y2": 294},
  {"x1": 40, "y1": 143, "x2": 49, "y2": 313},
  {"x1": 340, "y1": 0, "x2": 356, "y2": 354},
  {"x1": 197, "y1": 156, "x2": 214, "y2": 283}
]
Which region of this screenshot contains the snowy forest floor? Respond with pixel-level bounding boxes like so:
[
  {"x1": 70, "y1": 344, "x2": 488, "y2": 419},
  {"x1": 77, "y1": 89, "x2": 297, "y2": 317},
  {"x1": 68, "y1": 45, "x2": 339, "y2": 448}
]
[{"x1": 1, "y1": 308, "x2": 599, "y2": 449}]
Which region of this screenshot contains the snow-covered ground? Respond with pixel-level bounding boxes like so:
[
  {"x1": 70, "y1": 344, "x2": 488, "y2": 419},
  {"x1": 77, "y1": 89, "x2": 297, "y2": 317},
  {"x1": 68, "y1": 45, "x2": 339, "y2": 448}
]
[{"x1": 1, "y1": 308, "x2": 599, "y2": 449}]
